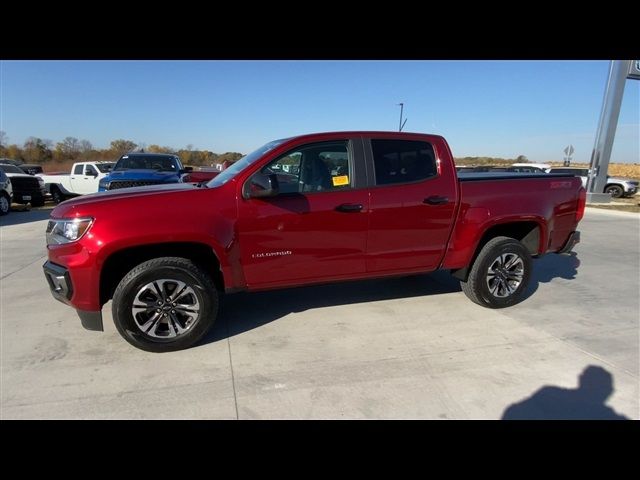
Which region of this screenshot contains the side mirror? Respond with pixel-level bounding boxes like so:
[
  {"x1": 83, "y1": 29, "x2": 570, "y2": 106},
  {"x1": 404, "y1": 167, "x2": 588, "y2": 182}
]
[
  {"x1": 180, "y1": 167, "x2": 193, "y2": 174},
  {"x1": 86, "y1": 170, "x2": 98, "y2": 177},
  {"x1": 243, "y1": 173, "x2": 279, "y2": 199}
]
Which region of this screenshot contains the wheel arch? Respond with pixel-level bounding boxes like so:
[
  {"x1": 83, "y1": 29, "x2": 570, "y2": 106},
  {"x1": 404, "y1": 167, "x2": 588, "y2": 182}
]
[
  {"x1": 604, "y1": 183, "x2": 624, "y2": 196},
  {"x1": 451, "y1": 220, "x2": 542, "y2": 281},
  {"x1": 99, "y1": 242, "x2": 224, "y2": 307}
]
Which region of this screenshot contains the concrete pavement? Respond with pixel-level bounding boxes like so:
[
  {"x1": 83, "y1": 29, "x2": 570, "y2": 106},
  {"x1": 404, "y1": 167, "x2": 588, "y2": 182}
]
[{"x1": 1, "y1": 207, "x2": 637, "y2": 419}]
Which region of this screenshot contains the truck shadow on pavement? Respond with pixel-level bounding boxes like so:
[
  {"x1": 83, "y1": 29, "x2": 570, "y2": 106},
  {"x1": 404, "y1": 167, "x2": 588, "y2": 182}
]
[
  {"x1": 0, "y1": 206, "x2": 53, "y2": 227},
  {"x1": 520, "y1": 252, "x2": 581, "y2": 302},
  {"x1": 204, "y1": 270, "x2": 462, "y2": 344},
  {"x1": 204, "y1": 252, "x2": 582, "y2": 345},
  {"x1": 502, "y1": 365, "x2": 629, "y2": 420}
]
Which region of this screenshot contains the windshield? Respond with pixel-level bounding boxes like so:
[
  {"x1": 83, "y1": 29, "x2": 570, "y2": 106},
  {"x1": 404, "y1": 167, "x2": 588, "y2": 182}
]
[
  {"x1": 96, "y1": 162, "x2": 115, "y2": 173},
  {"x1": 0, "y1": 164, "x2": 25, "y2": 174},
  {"x1": 115, "y1": 155, "x2": 180, "y2": 172},
  {"x1": 206, "y1": 138, "x2": 288, "y2": 188}
]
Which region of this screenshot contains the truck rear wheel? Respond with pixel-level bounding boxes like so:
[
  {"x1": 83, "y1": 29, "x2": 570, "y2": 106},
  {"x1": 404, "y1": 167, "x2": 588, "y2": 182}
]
[
  {"x1": 461, "y1": 236, "x2": 531, "y2": 308},
  {"x1": 112, "y1": 257, "x2": 218, "y2": 352}
]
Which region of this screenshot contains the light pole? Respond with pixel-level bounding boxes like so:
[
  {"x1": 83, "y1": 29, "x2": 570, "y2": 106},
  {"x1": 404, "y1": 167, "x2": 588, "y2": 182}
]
[{"x1": 397, "y1": 103, "x2": 407, "y2": 132}]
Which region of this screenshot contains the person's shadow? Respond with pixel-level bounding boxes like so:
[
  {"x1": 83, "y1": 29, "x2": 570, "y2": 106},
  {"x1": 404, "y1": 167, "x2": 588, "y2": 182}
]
[{"x1": 502, "y1": 365, "x2": 629, "y2": 420}]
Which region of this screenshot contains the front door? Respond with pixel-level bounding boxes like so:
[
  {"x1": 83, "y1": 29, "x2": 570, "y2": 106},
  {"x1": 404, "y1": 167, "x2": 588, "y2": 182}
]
[
  {"x1": 70, "y1": 164, "x2": 99, "y2": 194},
  {"x1": 237, "y1": 139, "x2": 369, "y2": 289}
]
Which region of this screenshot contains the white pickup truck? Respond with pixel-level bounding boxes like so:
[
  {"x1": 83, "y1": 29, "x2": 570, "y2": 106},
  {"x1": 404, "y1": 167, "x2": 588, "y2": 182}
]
[{"x1": 39, "y1": 161, "x2": 114, "y2": 203}]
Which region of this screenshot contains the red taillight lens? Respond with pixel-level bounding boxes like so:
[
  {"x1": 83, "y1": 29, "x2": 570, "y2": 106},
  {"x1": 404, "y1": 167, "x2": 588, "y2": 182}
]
[{"x1": 576, "y1": 187, "x2": 586, "y2": 223}]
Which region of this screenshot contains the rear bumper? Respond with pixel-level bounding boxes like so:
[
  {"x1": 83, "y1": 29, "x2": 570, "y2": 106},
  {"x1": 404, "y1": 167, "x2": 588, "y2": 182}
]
[
  {"x1": 43, "y1": 261, "x2": 103, "y2": 331},
  {"x1": 558, "y1": 231, "x2": 580, "y2": 254}
]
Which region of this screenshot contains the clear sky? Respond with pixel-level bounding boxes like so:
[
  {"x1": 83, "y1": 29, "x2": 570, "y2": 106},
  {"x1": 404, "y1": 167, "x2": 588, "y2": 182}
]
[{"x1": 1, "y1": 60, "x2": 638, "y2": 163}]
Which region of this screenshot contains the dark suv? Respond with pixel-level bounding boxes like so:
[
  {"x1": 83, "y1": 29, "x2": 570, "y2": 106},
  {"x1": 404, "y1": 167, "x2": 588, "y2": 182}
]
[
  {"x1": 0, "y1": 163, "x2": 47, "y2": 207},
  {"x1": 18, "y1": 164, "x2": 44, "y2": 175}
]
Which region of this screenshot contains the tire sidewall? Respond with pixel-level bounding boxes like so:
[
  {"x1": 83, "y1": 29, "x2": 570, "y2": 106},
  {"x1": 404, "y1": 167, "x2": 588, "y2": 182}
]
[
  {"x1": 605, "y1": 185, "x2": 623, "y2": 198},
  {"x1": 0, "y1": 194, "x2": 9, "y2": 215},
  {"x1": 475, "y1": 240, "x2": 532, "y2": 308},
  {"x1": 52, "y1": 188, "x2": 63, "y2": 204},
  {"x1": 113, "y1": 263, "x2": 217, "y2": 352}
]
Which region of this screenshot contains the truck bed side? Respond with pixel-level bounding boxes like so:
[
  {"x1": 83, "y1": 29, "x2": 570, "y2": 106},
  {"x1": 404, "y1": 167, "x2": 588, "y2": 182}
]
[{"x1": 442, "y1": 174, "x2": 583, "y2": 270}]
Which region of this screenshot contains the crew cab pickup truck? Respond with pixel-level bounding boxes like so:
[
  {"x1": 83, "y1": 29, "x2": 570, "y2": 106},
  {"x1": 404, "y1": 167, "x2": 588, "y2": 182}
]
[
  {"x1": 98, "y1": 153, "x2": 191, "y2": 191},
  {"x1": 39, "y1": 161, "x2": 114, "y2": 203},
  {"x1": 43, "y1": 132, "x2": 585, "y2": 352}
]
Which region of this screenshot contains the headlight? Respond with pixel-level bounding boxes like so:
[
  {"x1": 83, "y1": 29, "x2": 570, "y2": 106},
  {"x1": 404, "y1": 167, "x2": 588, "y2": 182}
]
[
  {"x1": 46, "y1": 217, "x2": 93, "y2": 245},
  {"x1": 99, "y1": 181, "x2": 110, "y2": 189},
  {"x1": 37, "y1": 177, "x2": 45, "y2": 186}
]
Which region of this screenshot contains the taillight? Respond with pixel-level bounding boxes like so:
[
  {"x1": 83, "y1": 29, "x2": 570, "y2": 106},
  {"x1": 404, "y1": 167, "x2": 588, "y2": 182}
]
[{"x1": 576, "y1": 187, "x2": 586, "y2": 222}]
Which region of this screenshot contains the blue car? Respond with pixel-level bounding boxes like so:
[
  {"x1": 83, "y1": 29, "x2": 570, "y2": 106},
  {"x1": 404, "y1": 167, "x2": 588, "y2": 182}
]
[{"x1": 98, "y1": 153, "x2": 192, "y2": 191}]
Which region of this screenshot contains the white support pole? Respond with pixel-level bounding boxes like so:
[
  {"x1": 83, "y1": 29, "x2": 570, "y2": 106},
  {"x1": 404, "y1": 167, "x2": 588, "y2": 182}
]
[{"x1": 586, "y1": 60, "x2": 632, "y2": 203}]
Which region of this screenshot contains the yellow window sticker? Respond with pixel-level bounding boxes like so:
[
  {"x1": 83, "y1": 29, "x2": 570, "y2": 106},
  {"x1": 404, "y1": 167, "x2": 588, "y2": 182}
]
[{"x1": 332, "y1": 175, "x2": 349, "y2": 186}]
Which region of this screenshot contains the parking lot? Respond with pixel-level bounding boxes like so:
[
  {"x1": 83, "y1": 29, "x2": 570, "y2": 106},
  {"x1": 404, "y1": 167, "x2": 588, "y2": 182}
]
[{"x1": 0, "y1": 207, "x2": 638, "y2": 419}]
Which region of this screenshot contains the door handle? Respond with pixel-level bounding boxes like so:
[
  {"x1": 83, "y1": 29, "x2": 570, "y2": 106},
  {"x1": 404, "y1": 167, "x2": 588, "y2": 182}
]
[
  {"x1": 335, "y1": 203, "x2": 364, "y2": 213},
  {"x1": 423, "y1": 196, "x2": 449, "y2": 205}
]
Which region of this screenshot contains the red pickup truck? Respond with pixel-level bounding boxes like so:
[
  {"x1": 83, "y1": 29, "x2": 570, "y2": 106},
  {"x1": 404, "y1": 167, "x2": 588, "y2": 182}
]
[{"x1": 43, "y1": 132, "x2": 585, "y2": 352}]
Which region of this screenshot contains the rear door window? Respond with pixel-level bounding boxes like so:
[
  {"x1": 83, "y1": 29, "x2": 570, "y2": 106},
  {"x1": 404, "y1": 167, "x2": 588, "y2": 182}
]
[{"x1": 371, "y1": 140, "x2": 437, "y2": 186}]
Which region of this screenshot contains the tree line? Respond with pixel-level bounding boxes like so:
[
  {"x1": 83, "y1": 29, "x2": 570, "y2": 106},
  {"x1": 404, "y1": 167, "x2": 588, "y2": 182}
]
[
  {"x1": 454, "y1": 155, "x2": 529, "y2": 166},
  {"x1": 0, "y1": 131, "x2": 532, "y2": 169},
  {"x1": 0, "y1": 132, "x2": 243, "y2": 167}
]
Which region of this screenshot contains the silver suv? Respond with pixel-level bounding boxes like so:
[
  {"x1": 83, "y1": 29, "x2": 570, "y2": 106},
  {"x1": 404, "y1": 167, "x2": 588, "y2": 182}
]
[{"x1": 546, "y1": 167, "x2": 638, "y2": 198}]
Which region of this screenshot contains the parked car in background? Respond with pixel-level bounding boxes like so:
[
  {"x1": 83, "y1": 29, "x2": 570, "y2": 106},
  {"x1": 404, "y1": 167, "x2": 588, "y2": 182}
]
[
  {"x1": 508, "y1": 165, "x2": 547, "y2": 173},
  {"x1": 39, "y1": 161, "x2": 115, "y2": 203},
  {"x1": 512, "y1": 162, "x2": 551, "y2": 171},
  {"x1": 183, "y1": 167, "x2": 221, "y2": 183},
  {"x1": 0, "y1": 169, "x2": 13, "y2": 216},
  {"x1": 18, "y1": 164, "x2": 44, "y2": 175},
  {"x1": 456, "y1": 165, "x2": 545, "y2": 174},
  {"x1": 98, "y1": 153, "x2": 191, "y2": 191},
  {"x1": 546, "y1": 167, "x2": 638, "y2": 198},
  {"x1": 0, "y1": 163, "x2": 46, "y2": 207}
]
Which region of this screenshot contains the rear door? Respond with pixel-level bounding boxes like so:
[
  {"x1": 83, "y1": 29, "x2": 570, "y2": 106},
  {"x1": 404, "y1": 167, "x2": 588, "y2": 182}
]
[
  {"x1": 237, "y1": 138, "x2": 369, "y2": 288},
  {"x1": 69, "y1": 163, "x2": 86, "y2": 193},
  {"x1": 365, "y1": 137, "x2": 458, "y2": 273}
]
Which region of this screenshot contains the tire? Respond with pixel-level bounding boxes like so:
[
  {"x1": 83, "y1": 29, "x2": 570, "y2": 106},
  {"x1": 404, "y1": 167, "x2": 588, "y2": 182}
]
[
  {"x1": 51, "y1": 187, "x2": 65, "y2": 204},
  {"x1": 460, "y1": 236, "x2": 532, "y2": 308},
  {"x1": 0, "y1": 193, "x2": 10, "y2": 216},
  {"x1": 604, "y1": 184, "x2": 624, "y2": 198},
  {"x1": 112, "y1": 257, "x2": 218, "y2": 352}
]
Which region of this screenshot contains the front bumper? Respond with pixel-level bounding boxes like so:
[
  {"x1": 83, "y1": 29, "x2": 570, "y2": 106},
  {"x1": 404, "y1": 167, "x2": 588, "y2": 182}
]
[
  {"x1": 43, "y1": 261, "x2": 73, "y2": 303},
  {"x1": 558, "y1": 231, "x2": 580, "y2": 254},
  {"x1": 43, "y1": 261, "x2": 103, "y2": 331}
]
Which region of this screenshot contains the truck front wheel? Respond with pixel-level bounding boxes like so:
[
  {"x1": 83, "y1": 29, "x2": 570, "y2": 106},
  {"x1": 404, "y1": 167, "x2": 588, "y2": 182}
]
[
  {"x1": 112, "y1": 257, "x2": 218, "y2": 352},
  {"x1": 460, "y1": 236, "x2": 532, "y2": 308},
  {"x1": 51, "y1": 187, "x2": 65, "y2": 204},
  {"x1": 0, "y1": 193, "x2": 10, "y2": 215},
  {"x1": 604, "y1": 184, "x2": 623, "y2": 198}
]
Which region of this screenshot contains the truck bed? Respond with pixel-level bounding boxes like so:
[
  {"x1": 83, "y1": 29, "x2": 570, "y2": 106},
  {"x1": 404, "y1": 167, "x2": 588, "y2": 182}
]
[{"x1": 442, "y1": 173, "x2": 584, "y2": 270}]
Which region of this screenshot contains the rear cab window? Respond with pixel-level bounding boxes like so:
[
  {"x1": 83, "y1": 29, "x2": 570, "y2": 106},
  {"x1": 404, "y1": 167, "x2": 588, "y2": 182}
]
[{"x1": 371, "y1": 139, "x2": 437, "y2": 186}]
